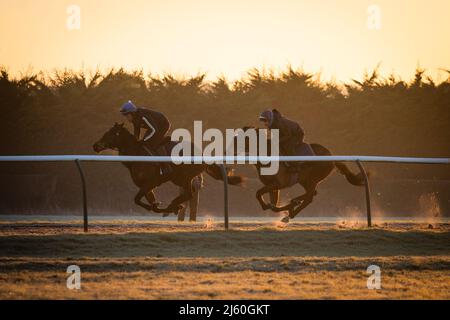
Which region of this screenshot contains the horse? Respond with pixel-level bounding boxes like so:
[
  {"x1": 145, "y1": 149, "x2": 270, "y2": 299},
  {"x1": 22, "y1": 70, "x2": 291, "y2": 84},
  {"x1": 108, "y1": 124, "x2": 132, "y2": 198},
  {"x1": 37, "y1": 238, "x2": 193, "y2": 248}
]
[
  {"x1": 233, "y1": 127, "x2": 366, "y2": 223},
  {"x1": 93, "y1": 123, "x2": 245, "y2": 216}
]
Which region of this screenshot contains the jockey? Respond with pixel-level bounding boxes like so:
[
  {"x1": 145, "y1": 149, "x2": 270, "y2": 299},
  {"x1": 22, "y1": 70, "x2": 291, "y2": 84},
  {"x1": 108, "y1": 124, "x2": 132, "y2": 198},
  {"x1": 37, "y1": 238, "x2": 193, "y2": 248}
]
[
  {"x1": 120, "y1": 101, "x2": 173, "y2": 178},
  {"x1": 259, "y1": 109, "x2": 314, "y2": 170}
]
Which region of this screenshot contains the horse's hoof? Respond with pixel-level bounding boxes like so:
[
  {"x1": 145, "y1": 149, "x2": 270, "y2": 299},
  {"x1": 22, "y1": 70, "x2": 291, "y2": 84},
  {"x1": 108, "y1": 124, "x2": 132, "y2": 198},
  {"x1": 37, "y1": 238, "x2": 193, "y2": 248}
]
[
  {"x1": 281, "y1": 216, "x2": 290, "y2": 223},
  {"x1": 151, "y1": 202, "x2": 162, "y2": 212}
]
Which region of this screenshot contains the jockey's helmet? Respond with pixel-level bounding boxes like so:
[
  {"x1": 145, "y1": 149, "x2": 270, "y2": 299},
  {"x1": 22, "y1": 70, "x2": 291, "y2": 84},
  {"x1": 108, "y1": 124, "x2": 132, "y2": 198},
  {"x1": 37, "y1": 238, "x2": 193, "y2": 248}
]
[
  {"x1": 259, "y1": 110, "x2": 273, "y2": 126},
  {"x1": 120, "y1": 101, "x2": 137, "y2": 115}
]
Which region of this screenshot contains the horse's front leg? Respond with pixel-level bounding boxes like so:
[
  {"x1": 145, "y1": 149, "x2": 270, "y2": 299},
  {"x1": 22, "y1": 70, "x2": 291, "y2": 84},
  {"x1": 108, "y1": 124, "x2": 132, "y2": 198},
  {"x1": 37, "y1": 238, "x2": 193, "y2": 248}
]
[
  {"x1": 256, "y1": 185, "x2": 277, "y2": 210},
  {"x1": 134, "y1": 188, "x2": 154, "y2": 212},
  {"x1": 282, "y1": 185, "x2": 317, "y2": 222},
  {"x1": 134, "y1": 180, "x2": 161, "y2": 212},
  {"x1": 145, "y1": 190, "x2": 163, "y2": 212},
  {"x1": 269, "y1": 189, "x2": 280, "y2": 207},
  {"x1": 272, "y1": 193, "x2": 308, "y2": 212}
]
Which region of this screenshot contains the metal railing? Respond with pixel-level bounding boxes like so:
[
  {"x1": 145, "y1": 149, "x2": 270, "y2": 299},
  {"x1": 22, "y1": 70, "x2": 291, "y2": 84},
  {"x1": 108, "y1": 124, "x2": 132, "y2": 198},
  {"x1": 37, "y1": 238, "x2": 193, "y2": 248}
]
[{"x1": 1, "y1": 155, "x2": 449, "y2": 231}]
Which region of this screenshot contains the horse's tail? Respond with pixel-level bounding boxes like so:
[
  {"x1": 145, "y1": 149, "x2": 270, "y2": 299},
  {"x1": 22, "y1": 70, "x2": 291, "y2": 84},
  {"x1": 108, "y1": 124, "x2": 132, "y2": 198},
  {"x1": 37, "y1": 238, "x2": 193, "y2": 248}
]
[
  {"x1": 335, "y1": 162, "x2": 366, "y2": 186},
  {"x1": 206, "y1": 164, "x2": 246, "y2": 186}
]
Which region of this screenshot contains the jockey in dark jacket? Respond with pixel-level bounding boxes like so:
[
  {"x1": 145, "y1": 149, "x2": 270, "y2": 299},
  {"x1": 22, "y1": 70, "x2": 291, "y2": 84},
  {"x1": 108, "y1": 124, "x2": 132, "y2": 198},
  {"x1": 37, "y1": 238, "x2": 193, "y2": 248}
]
[
  {"x1": 259, "y1": 109, "x2": 314, "y2": 170},
  {"x1": 120, "y1": 101, "x2": 172, "y2": 178}
]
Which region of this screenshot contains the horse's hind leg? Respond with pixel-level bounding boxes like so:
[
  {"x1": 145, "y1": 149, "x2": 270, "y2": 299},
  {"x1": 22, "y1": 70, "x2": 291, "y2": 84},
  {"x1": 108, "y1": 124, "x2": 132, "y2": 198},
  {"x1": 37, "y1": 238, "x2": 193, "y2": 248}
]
[
  {"x1": 189, "y1": 188, "x2": 200, "y2": 222},
  {"x1": 290, "y1": 191, "x2": 317, "y2": 206},
  {"x1": 288, "y1": 185, "x2": 317, "y2": 220},
  {"x1": 280, "y1": 183, "x2": 317, "y2": 222},
  {"x1": 177, "y1": 186, "x2": 187, "y2": 221},
  {"x1": 161, "y1": 182, "x2": 193, "y2": 215},
  {"x1": 179, "y1": 177, "x2": 201, "y2": 222},
  {"x1": 177, "y1": 207, "x2": 187, "y2": 221}
]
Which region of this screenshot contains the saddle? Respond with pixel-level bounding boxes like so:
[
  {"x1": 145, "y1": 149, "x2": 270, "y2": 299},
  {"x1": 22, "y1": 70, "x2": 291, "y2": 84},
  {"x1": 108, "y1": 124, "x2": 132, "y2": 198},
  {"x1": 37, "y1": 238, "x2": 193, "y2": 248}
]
[
  {"x1": 285, "y1": 147, "x2": 314, "y2": 186},
  {"x1": 159, "y1": 136, "x2": 176, "y2": 155},
  {"x1": 142, "y1": 136, "x2": 176, "y2": 156},
  {"x1": 151, "y1": 137, "x2": 177, "y2": 177},
  {"x1": 281, "y1": 142, "x2": 315, "y2": 176},
  {"x1": 140, "y1": 137, "x2": 175, "y2": 173}
]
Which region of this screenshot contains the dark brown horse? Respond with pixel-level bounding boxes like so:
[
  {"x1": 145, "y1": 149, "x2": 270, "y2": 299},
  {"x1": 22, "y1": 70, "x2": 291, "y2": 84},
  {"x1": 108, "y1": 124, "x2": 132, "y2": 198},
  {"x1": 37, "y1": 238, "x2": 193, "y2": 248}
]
[
  {"x1": 233, "y1": 127, "x2": 365, "y2": 222},
  {"x1": 93, "y1": 123, "x2": 244, "y2": 216}
]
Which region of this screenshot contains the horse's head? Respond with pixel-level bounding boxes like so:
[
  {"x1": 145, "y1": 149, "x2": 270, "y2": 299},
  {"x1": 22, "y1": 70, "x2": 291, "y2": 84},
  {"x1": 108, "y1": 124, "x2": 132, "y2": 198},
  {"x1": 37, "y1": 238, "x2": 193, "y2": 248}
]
[{"x1": 93, "y1": 123, "x2": 127, "y2": 153}]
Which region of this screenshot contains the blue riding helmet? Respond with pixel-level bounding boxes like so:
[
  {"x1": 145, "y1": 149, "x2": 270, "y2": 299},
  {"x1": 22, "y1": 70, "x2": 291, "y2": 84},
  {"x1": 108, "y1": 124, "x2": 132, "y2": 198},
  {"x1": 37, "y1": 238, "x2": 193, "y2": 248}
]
[
  {"x1": 120, "y1": 101, "x2": 137, "y2": 115},
  {"x1": 259, "y1": 110, "x2": 274, "y2": 126}
]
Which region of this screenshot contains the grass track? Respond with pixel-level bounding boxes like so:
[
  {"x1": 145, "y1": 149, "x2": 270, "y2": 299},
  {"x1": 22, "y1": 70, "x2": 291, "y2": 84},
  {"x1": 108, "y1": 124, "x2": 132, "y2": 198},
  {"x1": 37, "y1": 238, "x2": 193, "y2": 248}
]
[{"x1": 0, "y1": 220, "x2": 449, "y2": 299}]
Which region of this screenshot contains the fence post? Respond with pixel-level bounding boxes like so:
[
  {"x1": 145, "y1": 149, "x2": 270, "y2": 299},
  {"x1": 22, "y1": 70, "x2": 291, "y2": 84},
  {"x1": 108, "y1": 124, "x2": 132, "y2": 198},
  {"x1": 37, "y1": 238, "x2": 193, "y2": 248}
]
[
  {"x1": 75, "y1": 160, "x2": 88, "y2": 232},
  {"x1": 356, "y1": 160, "x2": 372, "y2": 227},
  {"x1": 219, "y1": 164, "x2": 229, "y2": 230}
]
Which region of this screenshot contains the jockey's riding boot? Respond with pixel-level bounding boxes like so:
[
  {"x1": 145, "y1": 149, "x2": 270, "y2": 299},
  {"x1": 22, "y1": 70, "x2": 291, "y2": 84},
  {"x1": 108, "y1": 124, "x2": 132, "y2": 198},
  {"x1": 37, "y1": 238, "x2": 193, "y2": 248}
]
[
  {"x1": 156, "y1": 145, "x2": 173, "y2": 181},
  {"x1": 142, "y1": 144, "x2": 173, "y2": 181}
]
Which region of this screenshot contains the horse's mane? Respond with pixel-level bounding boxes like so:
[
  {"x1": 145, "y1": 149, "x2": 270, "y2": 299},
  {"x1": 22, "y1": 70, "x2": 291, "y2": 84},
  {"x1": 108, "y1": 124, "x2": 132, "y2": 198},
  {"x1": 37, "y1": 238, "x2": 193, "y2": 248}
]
[
  {"x1": 118, "y1": 125, "x2": 135, "y2": 140},
  {"x1": 112, "y1": 124, "x2": 143, "y2": 156}
]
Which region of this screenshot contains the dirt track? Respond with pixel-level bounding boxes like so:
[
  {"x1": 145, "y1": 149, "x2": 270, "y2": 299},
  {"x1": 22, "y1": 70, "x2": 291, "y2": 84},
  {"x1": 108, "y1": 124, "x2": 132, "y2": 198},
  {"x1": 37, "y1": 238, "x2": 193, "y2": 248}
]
[{"x1": 0, "y1": 220, "x2": 449, "y2": 299}]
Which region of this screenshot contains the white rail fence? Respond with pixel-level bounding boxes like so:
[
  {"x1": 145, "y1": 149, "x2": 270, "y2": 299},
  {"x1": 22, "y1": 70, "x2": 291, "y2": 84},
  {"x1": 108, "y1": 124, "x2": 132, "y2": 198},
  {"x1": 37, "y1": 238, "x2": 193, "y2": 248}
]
[{"x1": 0, "y1": 155, "x2": 449, "y2": 231}]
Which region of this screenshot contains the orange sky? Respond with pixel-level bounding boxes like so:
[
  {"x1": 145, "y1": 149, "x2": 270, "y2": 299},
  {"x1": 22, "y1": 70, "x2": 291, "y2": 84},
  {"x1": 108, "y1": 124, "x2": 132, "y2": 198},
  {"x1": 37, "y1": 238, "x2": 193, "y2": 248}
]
[{"x1": 0, "y1": 0, "x2": 449, "y2": 82}]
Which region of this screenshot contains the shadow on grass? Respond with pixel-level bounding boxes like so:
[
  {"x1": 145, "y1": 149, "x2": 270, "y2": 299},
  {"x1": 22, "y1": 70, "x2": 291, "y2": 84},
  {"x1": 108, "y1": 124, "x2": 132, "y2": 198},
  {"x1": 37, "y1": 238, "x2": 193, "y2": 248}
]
[
  {"x1": 0, "y1": 228, "x2": 449, "y2": 259},
  {"x1": 1, "y1": 256, "x2": 450, "y2": 274}
]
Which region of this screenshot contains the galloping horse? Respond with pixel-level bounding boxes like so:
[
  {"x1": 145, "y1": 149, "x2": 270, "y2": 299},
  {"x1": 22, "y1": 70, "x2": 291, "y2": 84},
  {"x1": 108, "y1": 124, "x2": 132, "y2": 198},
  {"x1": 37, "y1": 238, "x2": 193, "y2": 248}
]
[
  {"x1": 93, "y1": 123, "x2": 244, "y2": 216},
  {"x1": 233, "y1": 127, "x2": 366, "y2": 222}
]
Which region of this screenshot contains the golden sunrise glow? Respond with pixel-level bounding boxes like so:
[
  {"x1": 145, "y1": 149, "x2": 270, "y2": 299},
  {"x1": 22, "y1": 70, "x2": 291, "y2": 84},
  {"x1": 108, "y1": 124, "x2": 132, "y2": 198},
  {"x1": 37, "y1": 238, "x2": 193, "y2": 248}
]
[{"x1": 1, "y1": 0, "x2": 449, "y2": 82}]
